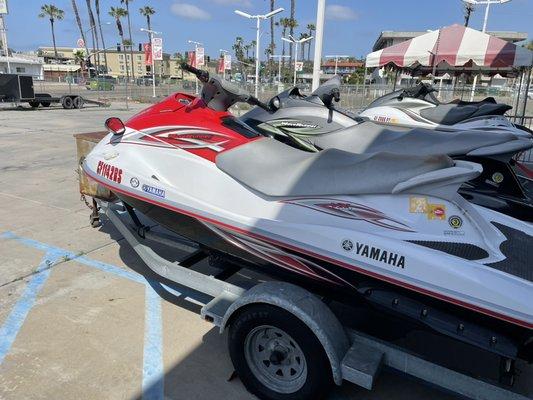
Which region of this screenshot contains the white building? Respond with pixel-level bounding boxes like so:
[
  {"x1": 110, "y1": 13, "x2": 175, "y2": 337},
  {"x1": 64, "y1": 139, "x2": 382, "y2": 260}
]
[{"x1": 0, "y1": 55, "x2": 44, "y2": 79}]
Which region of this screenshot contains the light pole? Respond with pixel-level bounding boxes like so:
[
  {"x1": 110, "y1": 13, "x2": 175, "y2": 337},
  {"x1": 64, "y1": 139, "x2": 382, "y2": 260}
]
[
  {"x1": 325, "y1": 55, "x2": 349, "y2": 75},
  {"x1": 220, "y1": 49, "x2": 230, "y2": 80},
  {"x1": 234, "y1": 7, "x2": 284, "y2": 98},
  {"x1": 0, "y1": 13, "x2": 10, "y2": 73},
  {"x1": 269, "y1": 54, "x2": 290, "y2": 84},
  {"x1": 141, "y1": 28, "x2": 162, "y2": 98},
  {"x1": 84, "y1": 22, "x2": 111, "y2": 75},
  {"x1": 462, "y1": 0, "x2": 512, "y2": 101},
  {"x1": 312, "y1": 0, "x2": 326, "y2": 91},
  {"x1": 188, "y1": 40, "x2": 203, "y2": 94},
  {"x1": 283, "y1": 35, "x2": 313, "y2": 85}
]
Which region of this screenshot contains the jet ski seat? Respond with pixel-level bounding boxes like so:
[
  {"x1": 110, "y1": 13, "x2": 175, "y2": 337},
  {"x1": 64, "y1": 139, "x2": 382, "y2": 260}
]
[
  {"x1": 420, "y1": 103, "x2": 512, "y2": 125},
  {"x1": 310, "y1": 122, "x2": 518, "y2": 157},
  {"x1": 216, "y1": 138, "x2": 453, "y2": 197}
]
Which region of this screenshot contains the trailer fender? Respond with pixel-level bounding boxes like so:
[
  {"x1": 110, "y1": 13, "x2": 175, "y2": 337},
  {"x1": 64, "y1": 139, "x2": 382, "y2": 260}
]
[{"x1": 220, "y1": 281, "x2": 349, "y2": 385}]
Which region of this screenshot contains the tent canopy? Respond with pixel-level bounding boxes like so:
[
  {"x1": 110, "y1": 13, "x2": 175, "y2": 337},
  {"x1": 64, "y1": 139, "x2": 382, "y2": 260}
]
[{"x1": 366, "y1": 24, "x2": 533, "y2": 70}]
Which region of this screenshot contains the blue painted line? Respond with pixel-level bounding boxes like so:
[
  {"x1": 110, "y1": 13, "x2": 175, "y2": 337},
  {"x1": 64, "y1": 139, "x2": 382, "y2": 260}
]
[
  {"x1": 0, "y1": 250, "x2": 65, "y2": 364},
  {"x1": 142, "y1": 282, "x2": 164, "y2": 400}
]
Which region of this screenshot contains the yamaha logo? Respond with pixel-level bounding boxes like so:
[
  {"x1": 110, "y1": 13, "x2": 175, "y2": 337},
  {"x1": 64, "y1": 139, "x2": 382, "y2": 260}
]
[
  {"x1": 341, "y1": 239, "x2": 354, "y2": 252},
  {"x1": 448, "y1": 215, "x2": 463, "y2": 229}
]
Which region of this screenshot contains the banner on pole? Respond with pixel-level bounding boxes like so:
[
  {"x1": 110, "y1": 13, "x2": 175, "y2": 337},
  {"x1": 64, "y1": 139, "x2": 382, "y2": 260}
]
[
  {"x1": 217, "y1": 57, "x2": 224, "y2": 74},
  {"x1": 196, "y1": 47, "x2": 205, "y2": 66},
  {"x1": 187, "y1": 51, "x2": 196, "y2": 68},
  {"x1": 223, "y1": 54, "x2": 231, "y2": 70},
  {"x1": 143, "y1": 43, "x2": 152, "y2": 65},
  {"x1": 152, "y1": 37, "x2": 163, "y2": 61},
  {"x1": 0, "y1": 0, "x2": 8, "y2": 15}
]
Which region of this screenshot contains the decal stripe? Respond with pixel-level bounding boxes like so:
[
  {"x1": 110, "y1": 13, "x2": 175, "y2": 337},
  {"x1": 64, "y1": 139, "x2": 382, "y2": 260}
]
[{"x1": 84, "y1": 167, "x2": 533, "y2": 330}]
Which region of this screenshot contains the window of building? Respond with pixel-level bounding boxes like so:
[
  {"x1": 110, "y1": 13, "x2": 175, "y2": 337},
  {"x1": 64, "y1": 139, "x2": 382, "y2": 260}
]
[
  {"x1": 119, "y1": 54, "x2": 124, "y2": 60},
  {"x1": 120, "y1": 65, "x2": 125, "y2": 71},
  {"x1": 137, "y1": 55, "x2": 142, "y2": 61},
  {"x1": 16, "y1": 67, "x2": 26, "y2": 73}
]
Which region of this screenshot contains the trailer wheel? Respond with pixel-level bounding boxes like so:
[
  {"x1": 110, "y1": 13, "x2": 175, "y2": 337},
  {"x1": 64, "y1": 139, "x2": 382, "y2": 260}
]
[
  {"x1": 62, "y1": 96, "x2": 74, "y2": 109},
  {"x1": 41, "y1": 101, "x2": 51, "y2": 107},
  {"x1": 73, "y1": 96, "x2": 84, "y2": 109},
  {"x1": 228, "y1": 304, "x2": 332, "y2": 400},
  {"x1": 29, "y1": 101, "x2": 39, "y2": 108}
]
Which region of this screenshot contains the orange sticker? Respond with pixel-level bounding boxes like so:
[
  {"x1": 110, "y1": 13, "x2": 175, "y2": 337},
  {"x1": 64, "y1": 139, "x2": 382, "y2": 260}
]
[{"x1": 427, "y1": 204, "x2": 446, "y2": 220}]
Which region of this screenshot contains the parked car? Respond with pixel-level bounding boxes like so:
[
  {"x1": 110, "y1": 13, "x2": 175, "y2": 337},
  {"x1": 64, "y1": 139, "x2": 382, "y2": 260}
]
[
  {"x1": 528, "y1": 86, "x2": 533, "y2": 100},
  {"x1": 86, "y1": 75, "x2": 116, "y2": 91},
  {"x1": 136, "y1": 75, "x2": 160, "y2": 86}
]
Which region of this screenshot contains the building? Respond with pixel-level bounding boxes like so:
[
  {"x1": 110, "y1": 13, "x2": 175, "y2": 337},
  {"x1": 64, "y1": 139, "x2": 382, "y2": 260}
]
[
  {"x1": 37, "y1": 46, "x2": 171, "y2": 80},
  {"x1": 0, "y1": 55, "x2": 44, "y2": 79},
  {"x1": 321, "y1": 60, "x2": 364, "y2": 76}
]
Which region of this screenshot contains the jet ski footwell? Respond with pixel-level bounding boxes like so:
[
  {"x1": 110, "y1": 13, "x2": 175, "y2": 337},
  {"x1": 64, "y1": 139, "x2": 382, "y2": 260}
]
[{"x1": 97, "y1": 200, "x2": 531, "y2": 399}]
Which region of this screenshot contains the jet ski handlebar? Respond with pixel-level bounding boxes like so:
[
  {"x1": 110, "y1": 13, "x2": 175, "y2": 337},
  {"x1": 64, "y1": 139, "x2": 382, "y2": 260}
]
[{"x1": 180, "y1": 63, "x2": 271, "y2": 112}]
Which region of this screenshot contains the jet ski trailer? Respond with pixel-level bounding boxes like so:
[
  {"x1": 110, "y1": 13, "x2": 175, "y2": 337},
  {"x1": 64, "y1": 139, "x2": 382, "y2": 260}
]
[{"x1": 95, "y1": 200, "x2": 530, "y2": 400}]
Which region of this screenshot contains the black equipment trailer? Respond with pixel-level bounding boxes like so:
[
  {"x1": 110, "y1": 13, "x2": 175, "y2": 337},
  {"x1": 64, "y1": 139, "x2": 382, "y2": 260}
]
[{"x1": 0, "y1": 74, "x2": 106, "y2": 109}]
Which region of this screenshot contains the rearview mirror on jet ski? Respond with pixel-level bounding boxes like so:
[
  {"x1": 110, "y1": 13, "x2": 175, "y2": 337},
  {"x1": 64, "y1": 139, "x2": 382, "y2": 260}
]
[{"x1": 105, "y1": 117, "x2": 126, "y2": 135}]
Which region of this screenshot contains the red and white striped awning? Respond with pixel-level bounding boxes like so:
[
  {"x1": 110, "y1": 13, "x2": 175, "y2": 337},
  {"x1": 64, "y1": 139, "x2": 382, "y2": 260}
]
[{"x1": 366, "y1": 24, "x2": 533, "y2": 69}]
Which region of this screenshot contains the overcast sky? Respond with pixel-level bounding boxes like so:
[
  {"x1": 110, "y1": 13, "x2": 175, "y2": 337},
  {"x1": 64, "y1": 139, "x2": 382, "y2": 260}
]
[{"x1": 5, "y1": 0, "x2": 533, "y2": 58}]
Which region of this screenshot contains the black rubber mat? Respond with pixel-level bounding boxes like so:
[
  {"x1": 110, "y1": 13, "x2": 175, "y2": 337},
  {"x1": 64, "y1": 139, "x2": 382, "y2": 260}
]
[
  {"x1": 409, "y1": 241, "x2": 489, "y2": 261},
  {"x1": 487, "y1": 223, "x2": 533, "y2": 283}
]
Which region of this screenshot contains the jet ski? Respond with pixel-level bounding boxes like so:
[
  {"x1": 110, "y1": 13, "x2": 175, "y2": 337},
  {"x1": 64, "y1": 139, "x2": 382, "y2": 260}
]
[
  {"x1": 359, "y1": 82, "x2": 533, "y2": 137},
  {"x1": 83, "y1": 65, "x2": 533, "y2": 363},
  {"x1": 241, "y1": 76, "x2": 533, "y2": 222}
]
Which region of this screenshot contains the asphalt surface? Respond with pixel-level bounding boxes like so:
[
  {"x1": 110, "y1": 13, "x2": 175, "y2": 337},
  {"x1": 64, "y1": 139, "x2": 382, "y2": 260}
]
[{"x1": 0, "y1": 102, "x2": 531, "y2": 400}]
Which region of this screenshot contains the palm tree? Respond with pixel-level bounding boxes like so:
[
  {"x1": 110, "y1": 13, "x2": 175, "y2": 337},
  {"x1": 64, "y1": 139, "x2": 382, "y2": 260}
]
[
  {"x1": 71, "y1": 1, "x2": 89, "y2": 56},
  {"x1": 244, "y1": 43, "x2": 251, "y2": 60},
  {"x1": 306, "y1": 23, "x2": 315, "y2": 61},
  {"x1": 109, "y1": 6, "x2": 130, "y2": 81},
  {"x1": 94, "y1": 0, "x2": 108, "y2": 72},
  {"x1": 250, "y1": 40, "x2": 257, "y2": 62},
  {"x1": 289, "y1": 0, "x2": 295, "y2": 63},
  {"x1": 139, "y1": 6, "x2": 155, "y2": 42},
  {"x1": 73, "y1": 49, "x2": 86, "y2": 79},
  {"x1": 277, "y1": 18, "x2": 290, "y2": 68},
  {"x1": 299, "y1": 33, "x2": 308, "y2": 60},
  {"x1": 463, "y1": 2, "x2": 475, "y2": 27},
  {"x1": 287, "y1": 18, "x2": 298, "y2": 65},
  {"x1": 38, "y1": 4, "x2": 64, "y2": 60},
  {"x1": 266, "y1": 0, "x2": 275, "y2": 75},
  {"x1": 85, "y1": 0, "x2": 100, "y2": 71},
  {"x1": 120, "y1": 0, "x2": 136, "y2": 80}
]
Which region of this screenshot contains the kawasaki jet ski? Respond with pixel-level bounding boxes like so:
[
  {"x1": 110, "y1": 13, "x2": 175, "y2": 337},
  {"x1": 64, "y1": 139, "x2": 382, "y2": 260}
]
[
  {"x1": 83, "y1": 65, "x2": 533, "y2": 364},
  {"x1": 241, "y1": 76, "x2": 533, "y2": 222},
  {"x1": 359, "y1": 82, "x2": 533, "y2": 137}
]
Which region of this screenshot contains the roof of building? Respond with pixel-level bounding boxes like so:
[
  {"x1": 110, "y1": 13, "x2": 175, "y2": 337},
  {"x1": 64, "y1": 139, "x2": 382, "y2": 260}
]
[
  {"x1": 372, "y1": 30, "x2": 528, "y2": 51},
  {"x1": 322, "y1": 61, "x2": 364, "y2": 68},
  {"x1": 0, "y1": 56, "x2": 43, "y2": 65}
]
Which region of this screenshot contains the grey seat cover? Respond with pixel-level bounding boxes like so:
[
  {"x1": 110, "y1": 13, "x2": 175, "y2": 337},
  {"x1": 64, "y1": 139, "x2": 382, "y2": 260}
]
[
  {"x1": 311, "y1": 122, "x2": 517, "y2": 156},
  {"x1": 420, "y1": 104, "x2": 477, "y2": 124},
  {"x1": 216, "y1": 138, "x2": 453, "y2": 197}
]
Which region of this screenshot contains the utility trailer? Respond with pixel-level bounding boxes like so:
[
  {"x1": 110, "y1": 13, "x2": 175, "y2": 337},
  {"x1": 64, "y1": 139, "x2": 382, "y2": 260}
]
[
  {"x1": 91, "y1": 200, "x2": 531, "y2": 400},
  {"x1": 0, "y1": 74, "x2": 106, "y2": 109}
]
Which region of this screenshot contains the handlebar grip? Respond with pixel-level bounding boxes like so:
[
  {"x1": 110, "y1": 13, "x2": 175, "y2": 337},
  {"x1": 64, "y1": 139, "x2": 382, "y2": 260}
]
[
  {"x1": 248, "y1": 96, "x2": 271, "y2": 112},
  {"x1": 180, "y1": 63, "x2": 209, "y2": 82},
  {"x1": 332, "y1": 89, "x2": 341, "y2": 102}
]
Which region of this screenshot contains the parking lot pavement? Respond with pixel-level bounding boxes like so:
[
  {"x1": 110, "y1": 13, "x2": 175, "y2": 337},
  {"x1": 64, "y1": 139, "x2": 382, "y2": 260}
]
[{"x1": 0, "y1": 104, "x2": 529, "y2": 400}]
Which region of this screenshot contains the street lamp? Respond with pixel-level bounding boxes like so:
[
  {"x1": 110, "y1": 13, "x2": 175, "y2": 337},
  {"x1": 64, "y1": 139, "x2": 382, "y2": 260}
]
[
  {"x1": 282, "y1": 35, "x2": 313, "y2": 85},
  {"x1": 234, "y1": 7, "x2": 284, "y2": 97},
  {"x1": 325, "y1": 55, "x2": 349, "y2": 75},
  {"x1": 188, "y1": 40, "x2": 203, "y2": 94},
  {"x1": 141, "y1": 28, "x2": 162, "y2": 98},
  {"x1": 220, "y1": 49, "x2": 230, "y2": 80},
  {"x1": 269, "y1": 54, "x2": 290, "y2": 84},
  {"x1": 462, "y1": 0, "x2": 512, "y2": 101},
  {"x1": 462, "y1": 0, "x2": 511, "y2": 32}
]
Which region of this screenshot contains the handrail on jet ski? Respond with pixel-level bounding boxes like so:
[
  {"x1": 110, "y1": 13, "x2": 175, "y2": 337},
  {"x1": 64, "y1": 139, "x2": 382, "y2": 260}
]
[{"x1": 181, "y1": 63, "x2": 272, "y2": 112}]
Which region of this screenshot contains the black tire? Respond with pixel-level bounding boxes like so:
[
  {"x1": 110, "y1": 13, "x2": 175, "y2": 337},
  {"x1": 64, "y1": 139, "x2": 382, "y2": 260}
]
[
  {"x1": 29, "y1": 101, "x2": 39, "y2": 108},
  {"x1": 62, "y1": 96, "x2": 74, "y2": 109},
  {"x1": 41, "y1": 101, "x2": 51, "y2": 107},
  {"x1": 73, "y1": 96, "x2": 84, "y2": 109},
  {"x1": 228, "y1": 304, "x2": 333, "y2": 400}
]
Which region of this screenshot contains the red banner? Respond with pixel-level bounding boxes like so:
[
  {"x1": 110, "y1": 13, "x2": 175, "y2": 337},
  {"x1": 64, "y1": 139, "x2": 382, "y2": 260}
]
[
  {"x1": 217, "y1": 57, "x2": 224, "y2": 74},
  {"x1": 187, "y1": 51, "x2": 196, "y2": 68},
  {"x1": 144, "y1": 43, "x2": 152, "y2": 65}
]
